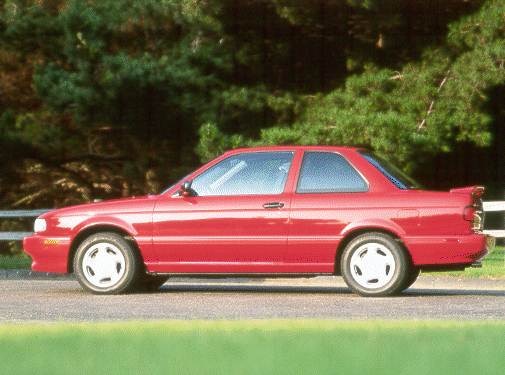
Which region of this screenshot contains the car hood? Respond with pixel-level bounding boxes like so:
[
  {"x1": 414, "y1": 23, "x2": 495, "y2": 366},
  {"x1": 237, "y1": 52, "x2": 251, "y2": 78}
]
[{"x1": 41, "y1": 195, "x2": 158, "y2": 218}]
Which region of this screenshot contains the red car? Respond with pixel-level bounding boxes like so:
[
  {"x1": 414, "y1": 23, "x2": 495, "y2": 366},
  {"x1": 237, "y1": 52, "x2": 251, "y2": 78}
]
[{"x1": 24, "y1": 146, "x2": 491, "y2": 296}]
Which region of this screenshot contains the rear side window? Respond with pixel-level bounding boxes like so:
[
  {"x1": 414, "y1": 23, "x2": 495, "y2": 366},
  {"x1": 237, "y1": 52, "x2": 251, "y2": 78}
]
[
  {"x1": 359, "y1": 151, "x2": 420, "y2": 190},
  {"x1": 297, "y1": 152, "x2": 368, "y2": 193}
]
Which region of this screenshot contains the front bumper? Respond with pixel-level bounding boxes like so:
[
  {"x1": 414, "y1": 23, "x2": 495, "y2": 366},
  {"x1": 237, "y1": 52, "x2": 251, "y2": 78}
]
[
  {"x1": 405, "y1": 233, "x2": 492, "y2": 266},
  {"x1": 23, "y1": 235, "x2": 71, "y2": 273}
]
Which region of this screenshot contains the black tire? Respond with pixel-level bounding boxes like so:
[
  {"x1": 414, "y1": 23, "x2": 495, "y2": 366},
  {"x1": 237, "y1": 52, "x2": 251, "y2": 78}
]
[
  {"x1": 73, "y1": 232, "x2": 140, "y2": 294},
  {"x1": 401, "y1": 267, "x2": 421, "y2": 291},
  {"x1": 340, "y1": 232, "x2": 409, "y2": 297},
  {"x1": 135, "y1": 275, "x2": 169, "y2": 292}
]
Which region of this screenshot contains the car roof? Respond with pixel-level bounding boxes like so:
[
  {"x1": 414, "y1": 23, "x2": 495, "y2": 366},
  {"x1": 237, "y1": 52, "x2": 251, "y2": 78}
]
[{"x1": 224, "y1": 145, "x2": 365, "y2": 155}]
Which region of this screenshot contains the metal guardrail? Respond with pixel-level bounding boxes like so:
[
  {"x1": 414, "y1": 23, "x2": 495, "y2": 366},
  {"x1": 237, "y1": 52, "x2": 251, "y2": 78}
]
[
  {"x1": 482, "y1": 201, "x2": 505, "y2": 238},
  {"x1": 0, "y1": 203, "x2": 504, "y2": 241},
  {"x1": 0, "y1": 209, "x2": 52, "y2": 218},
  {"x1": 0, "y1": 232, "x2": 34, "y2": 241},
  {"x1": 0, "y1": 209, "x2": 51, "y2": 241}
]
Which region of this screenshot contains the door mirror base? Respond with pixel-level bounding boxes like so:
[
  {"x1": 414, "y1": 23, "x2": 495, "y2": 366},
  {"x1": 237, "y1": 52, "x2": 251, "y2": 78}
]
[{"x1": 180, "y1": 180, "x2": 196, "y2": 197}]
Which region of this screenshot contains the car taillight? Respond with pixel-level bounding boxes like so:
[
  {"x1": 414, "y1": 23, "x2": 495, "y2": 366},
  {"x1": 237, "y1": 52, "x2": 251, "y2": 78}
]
[
  {"x1": 463, "y1": 205, "x2": 484, "y2": 233},
  {"x1": 472, "y1": 186, "x2": 485, "y2": 199}
]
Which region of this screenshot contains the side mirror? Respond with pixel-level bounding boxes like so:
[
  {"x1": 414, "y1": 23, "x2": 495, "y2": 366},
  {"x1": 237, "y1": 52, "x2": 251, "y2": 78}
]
[{"x1": 180, "y1": 180, "x2": 195, "y2": 197}]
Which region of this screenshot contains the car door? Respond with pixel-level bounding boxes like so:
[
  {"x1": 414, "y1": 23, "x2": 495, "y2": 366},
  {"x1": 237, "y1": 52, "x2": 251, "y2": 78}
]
[
  {"x1": 152, "y1": 151, "x2": 295, "y2": 273},
  {"x1": 287, "y1": 151, "x2": 369, "y2": 273}
]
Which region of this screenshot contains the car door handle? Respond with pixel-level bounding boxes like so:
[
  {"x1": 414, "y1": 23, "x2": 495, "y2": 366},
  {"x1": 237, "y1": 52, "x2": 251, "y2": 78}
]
[{"x1": 263, "y1": 202, "x2": 284, "y2": 209}]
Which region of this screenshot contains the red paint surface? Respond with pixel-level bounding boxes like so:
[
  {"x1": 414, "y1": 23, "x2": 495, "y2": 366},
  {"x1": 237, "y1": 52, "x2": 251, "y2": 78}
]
[{"x1": 23, "y1": 146, "x2": 489, "y2": 274}]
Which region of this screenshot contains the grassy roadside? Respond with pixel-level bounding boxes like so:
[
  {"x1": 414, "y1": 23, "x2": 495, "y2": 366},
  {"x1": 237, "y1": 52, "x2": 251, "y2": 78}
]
[
  {"x1": 0, "y1": 254, "x2": 31, "y2": 269},
  {"x1": 426, "y1": 246, "x2": 505, "y2": 279},
  {"x1": 0, "y1": 320, "x2": 504, "y2": 375}
]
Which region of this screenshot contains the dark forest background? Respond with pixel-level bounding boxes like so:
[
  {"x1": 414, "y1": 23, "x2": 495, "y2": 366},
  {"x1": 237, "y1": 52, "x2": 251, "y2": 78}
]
[{"x1": 1, "y1": 0, "x2": 504, "y2": 210}]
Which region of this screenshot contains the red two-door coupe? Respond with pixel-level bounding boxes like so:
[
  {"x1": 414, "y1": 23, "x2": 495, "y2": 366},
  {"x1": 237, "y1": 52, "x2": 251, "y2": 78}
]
[{"x1": 24, "y1": 146, "x2": 491, "y2": 296}]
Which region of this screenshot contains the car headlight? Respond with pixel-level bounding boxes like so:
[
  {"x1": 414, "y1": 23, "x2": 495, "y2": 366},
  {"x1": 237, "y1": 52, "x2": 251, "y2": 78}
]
[{"x1": 34, "y1": 218, "x2": 47, "y2": 233}]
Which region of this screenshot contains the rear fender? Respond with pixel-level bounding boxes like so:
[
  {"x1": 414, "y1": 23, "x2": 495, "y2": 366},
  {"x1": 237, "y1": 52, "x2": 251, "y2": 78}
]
[{"x1": 341, "y1": 219, "x2": 406, "y2": 238}]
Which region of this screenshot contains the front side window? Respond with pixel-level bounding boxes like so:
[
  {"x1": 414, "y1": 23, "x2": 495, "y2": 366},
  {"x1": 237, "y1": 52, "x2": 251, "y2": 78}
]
[
  {"x1": 297, "y1": 152, "x2": 368, "y2": 193},
  {"x1": 191, "y1": 152, "x2": 293, "y2": 196}
]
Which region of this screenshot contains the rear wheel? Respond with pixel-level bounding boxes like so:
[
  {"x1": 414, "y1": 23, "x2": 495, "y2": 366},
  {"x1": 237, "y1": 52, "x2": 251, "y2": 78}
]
[
  {"x1": 73, "y1": 232, "x2": 140, "y2": 294},
  {"x1": 340, "y1": 232, "x2": 409, "y2": 297}
]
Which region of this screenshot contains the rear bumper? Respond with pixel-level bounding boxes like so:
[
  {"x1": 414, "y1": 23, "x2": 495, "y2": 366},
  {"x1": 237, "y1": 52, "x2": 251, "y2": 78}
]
[
  {"x1": 23, "y1": 235, "x2": 71, "y2": 273},
  {"x1": 405, "y1": 233, "x2": 492, "y2": 266}
]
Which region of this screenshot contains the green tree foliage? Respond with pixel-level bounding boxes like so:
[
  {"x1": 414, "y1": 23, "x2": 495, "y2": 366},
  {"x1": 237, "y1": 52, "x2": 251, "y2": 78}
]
[
  {"x1": 216, "y1": 0, "x2": 505, "y2": 171},
  {"x1": 0, "y1": 0, "x2": 503, "y2": 208},
  {"x1": 1, "y1": 0, "x2": 226, "y2": 205},
  {"x1": 0, "y1": 0, "x2": 299, "y2": 206}
]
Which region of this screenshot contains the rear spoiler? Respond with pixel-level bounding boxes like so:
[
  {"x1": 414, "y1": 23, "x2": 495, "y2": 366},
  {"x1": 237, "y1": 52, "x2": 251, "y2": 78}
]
[{"x1": 449, "y1": 185, "x2": 485, "y2": 198}]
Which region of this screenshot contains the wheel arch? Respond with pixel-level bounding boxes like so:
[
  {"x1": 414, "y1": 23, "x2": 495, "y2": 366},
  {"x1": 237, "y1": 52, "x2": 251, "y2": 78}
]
[
  {"x1": 334, "y1": 227, "x2": 412, "y2": 275},
  {"x1": 68, "y1": 225, "x2": 143, "y2": 273}
]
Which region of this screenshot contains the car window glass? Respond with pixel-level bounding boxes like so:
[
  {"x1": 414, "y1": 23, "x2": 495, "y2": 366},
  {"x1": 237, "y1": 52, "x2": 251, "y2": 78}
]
[
  {"x1": 192, "y1": 152, "x2": 294, "y2": 196},
  {"x1": 297, "y1": 152, "x2": 367, "y2": 193},
  {"x1": 360, "y1": 151, "x2": 421, "y2": 190}
]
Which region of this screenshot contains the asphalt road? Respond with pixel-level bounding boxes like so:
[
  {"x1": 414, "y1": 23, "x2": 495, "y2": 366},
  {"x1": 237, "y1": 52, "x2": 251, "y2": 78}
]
[{"x1": 1, "y1": 276, "x2": 505, "y2": 322}]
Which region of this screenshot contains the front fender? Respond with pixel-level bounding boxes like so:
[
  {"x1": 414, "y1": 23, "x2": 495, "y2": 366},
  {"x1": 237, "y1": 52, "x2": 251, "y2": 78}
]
[{"x1": 72, "y1": 216, "x2": 138, "y2": 239}]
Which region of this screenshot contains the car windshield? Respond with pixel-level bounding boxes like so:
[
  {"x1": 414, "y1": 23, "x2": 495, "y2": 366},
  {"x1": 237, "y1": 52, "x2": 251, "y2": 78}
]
[{"x1": 360, "y1": 151, "x2": 421, "y2": 190}]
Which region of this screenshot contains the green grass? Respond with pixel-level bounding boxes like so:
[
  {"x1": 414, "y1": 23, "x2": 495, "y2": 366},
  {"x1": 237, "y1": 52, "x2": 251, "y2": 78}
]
[
  {"x1": 428, "y1": 246, "x2": 505, "y2": 279},
  {"x1": 0, "y1": 254, "x2": 31, "y2": 269},
  {"x1": 0, "y1": 320, "x2": 504, "y2": 375}
]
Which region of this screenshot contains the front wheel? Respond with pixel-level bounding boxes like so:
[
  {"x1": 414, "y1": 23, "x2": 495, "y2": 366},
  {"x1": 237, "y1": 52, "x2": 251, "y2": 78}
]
[
  {"x1": 340, "y1": 233, "x2": 409, "y2": 297},
  {"x1": 73, "y1": 232, "x2": 140, "y2": 294},
  {"x1": 401, "y1": 267, "x2": 421, "y2": 291}
]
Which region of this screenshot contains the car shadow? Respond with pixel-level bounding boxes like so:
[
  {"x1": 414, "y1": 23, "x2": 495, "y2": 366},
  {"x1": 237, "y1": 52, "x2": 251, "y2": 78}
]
[
  {"x1": 403, "y1": 288, "x2": 505, "y2": 297},
  {"x1": 156, "y1": 283, "x2": 505, "y2": 297},
  {"x1": 158, "y1": 284, "x2": 351, "y2": 295}
]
